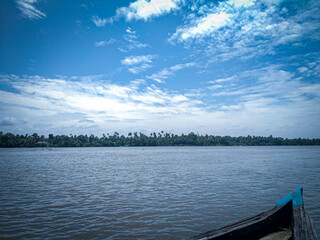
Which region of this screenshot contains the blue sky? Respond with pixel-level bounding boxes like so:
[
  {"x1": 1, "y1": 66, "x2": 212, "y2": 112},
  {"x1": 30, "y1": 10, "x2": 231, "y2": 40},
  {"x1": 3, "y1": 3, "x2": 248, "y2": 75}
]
[{"x1": 0, "y1": 0, "x2": 319, "y2": 138}]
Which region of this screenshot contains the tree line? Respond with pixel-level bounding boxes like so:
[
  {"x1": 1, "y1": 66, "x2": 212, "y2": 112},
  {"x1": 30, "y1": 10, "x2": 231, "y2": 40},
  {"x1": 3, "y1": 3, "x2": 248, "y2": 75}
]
[{"x1": 0, "y1": 131, "x2": 319, "y2": 148}]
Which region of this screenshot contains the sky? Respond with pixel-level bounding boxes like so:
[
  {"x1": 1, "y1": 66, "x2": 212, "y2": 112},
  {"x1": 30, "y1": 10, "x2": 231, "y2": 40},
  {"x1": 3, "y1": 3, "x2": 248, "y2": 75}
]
[{"x1": 0, "y1": 0, "x2": 319, "y2": 138}]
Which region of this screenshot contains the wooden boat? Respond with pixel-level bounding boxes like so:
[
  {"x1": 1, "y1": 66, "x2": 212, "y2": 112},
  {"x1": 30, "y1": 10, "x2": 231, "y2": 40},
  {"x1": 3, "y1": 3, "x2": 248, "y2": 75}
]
[{"x1": 189, "y1": 187, "x2": 318, "y2": 240}]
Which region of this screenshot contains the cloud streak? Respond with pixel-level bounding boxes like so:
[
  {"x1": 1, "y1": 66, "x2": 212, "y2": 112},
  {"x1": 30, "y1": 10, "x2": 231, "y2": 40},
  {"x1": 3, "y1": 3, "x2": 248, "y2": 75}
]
[
  {"x1": 16, "y1": 0, "x2": 46, "y2": 20},
  {"x1": 94, "y1": 39, "x2": 115, "y2": 47},
  {"x1": 147, "y1": 62, "x2": 196, "y2": 83}
]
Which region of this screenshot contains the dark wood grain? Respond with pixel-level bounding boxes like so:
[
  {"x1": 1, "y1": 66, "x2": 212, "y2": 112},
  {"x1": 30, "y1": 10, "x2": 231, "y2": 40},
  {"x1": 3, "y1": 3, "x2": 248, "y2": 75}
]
[{"x1": 293, "y1": 207, "x2": 318, "y2": 240}]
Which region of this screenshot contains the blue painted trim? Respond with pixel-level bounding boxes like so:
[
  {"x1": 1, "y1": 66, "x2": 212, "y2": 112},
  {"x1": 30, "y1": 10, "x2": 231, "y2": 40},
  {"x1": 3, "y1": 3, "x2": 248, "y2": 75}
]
[{"x1": 276, "y1": 187, "x2": 304, "y2": 208}]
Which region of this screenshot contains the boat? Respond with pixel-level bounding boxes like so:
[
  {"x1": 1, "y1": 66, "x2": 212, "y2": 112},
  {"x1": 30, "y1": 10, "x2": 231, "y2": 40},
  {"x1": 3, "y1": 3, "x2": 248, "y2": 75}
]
[{"x1": 188, "y1": 187, "x2": 318, "y2": 240}]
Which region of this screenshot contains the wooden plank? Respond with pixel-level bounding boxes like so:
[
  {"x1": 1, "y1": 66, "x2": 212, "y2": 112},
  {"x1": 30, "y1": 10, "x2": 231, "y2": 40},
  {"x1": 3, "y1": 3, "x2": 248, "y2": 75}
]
[
  {"x1": 259, "y1": 230, "x2": 292, "y2": 240},
  {"x1": 293, "y1": 208, "x2": 304, "y2": 240},
  {"x1": 293, "y1": 208, "x2": 300, "y2": 239},
  {"x1": 301, "y1": 208, "x2": 308, "y2": 239},
  {"x1": 306, "y1": 212, "x2": 318, "y2": 240},
  {"x1": 293, "y1": 207, "x2": 318, "y2": 240}
]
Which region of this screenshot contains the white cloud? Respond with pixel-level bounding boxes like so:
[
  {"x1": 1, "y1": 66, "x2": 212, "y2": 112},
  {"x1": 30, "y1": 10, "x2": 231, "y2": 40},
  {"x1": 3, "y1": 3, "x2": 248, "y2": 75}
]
[
  {"x1": 147, "y1": 62, "x2": 196, "y2": 83},
  {"x1": 92, "y1": 15, "x2": 111, "y2": 27},
  {"x1": 0, "y1": 70, "x2": 319, "y2": 137},
  {"x1": 128, "y1": 64, "x2": 153, "y2": 74},
  {"x1": 16, "y1": 0, "x2": 46, "y2": 19},
  {"x1": 0, "y1": 117, "x2": 19, "y2": 126},
  {"x1": 172, "y1": 12, "x2": 230, "y2": 41},
  {"x1": 121, "y1": 55, "x2": 155, "y2": 74},
  {"x1": 0, "y1": 75, "x2": 205, "y2": 134},
  {"x1": 295, "y1": 53, "x2": 320, "y2": 77},
  {"x1": 297, "y1": 67, "x2": 308, "y2": 73},
  {"x1": 208, "y1": 76, "x2": 236, "y2": 84},
  {"x1": 114, "y1": 0, "x2": 181, "y2": 21},
  {"x1": 121, "y1": 55, "x2": 154, "y2": 65},
  {"x1": 126, "y1": 28, "x2": 135, "y2": 34},
  {"x1": 229, "y1": 0, "x2": 255, "y2": 8},
  {"x1": 261, "y1": 0, "x2": 283, "y2": 6},
  {"x1": 147, "y1": 69, "x2": 170, "y2": 83},
  {"x1": 205, "y1": 65, "x2": 319, "y2": 107},
  {"x1": 170, "y1": 62, "x2": 197, "y2": 71},
  {"x1": 119, "y1": 28, "x2": 149, "y2": 52},
  {"x1": 94, "y1": 39, "x2": 115, "y2": 47},
  {"x1": 170, "y1": 0, "x2": 320, "y2": 62}
]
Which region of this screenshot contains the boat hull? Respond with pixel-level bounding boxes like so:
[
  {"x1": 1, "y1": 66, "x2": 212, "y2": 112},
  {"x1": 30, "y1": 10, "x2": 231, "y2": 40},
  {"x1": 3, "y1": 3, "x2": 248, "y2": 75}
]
[
  {"x1": 188, "y1": 188, "x2": 318, "y2": 240},
  {"x1": 188, "y1": 201, "x2": 292, "y2": 240}
]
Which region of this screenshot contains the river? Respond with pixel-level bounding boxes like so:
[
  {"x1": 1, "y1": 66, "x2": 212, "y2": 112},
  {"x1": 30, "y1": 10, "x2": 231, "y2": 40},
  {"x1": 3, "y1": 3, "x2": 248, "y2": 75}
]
[{"x1": 0, "y1": 146, "x2": 319, "y2": 239}]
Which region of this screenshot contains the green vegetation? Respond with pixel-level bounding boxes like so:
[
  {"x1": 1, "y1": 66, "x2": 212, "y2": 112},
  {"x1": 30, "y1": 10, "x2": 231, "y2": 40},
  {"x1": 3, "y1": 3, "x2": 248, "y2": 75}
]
[{"x1": 0, "y1": 131, "x2": 319, "y2": 147}]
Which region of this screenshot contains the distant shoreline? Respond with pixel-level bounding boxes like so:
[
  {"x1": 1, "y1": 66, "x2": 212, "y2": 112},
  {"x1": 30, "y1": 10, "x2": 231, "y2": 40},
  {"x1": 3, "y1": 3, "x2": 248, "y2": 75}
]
[{"x1": 1, "y1": 132, "x2": 319, "y2": 148}]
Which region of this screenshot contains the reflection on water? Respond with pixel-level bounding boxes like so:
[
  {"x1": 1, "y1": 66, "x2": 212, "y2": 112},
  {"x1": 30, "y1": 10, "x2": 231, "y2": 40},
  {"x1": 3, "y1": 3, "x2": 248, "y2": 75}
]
[{"x1": 0, "y1": 146, "x2": 319, "y2": 239}]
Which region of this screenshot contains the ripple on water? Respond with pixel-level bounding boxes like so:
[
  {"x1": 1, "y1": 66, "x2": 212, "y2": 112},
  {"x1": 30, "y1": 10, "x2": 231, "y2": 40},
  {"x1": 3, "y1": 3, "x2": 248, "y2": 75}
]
[{"x1": 0, "y1": 146, "x2": 319, "y2": 239}]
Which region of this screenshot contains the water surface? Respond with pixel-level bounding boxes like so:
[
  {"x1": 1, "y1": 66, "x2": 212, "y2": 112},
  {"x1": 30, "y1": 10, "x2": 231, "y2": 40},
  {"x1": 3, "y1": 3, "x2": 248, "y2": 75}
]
[{"x1": 0, "y1": 146, "x2": 319, "y2": 239}]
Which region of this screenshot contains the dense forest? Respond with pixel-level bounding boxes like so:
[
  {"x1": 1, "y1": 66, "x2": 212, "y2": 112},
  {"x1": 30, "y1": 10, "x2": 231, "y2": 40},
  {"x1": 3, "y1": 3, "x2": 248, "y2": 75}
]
[{"x1": 0, "y1": 131, "x2": 319, "y2": 147}]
